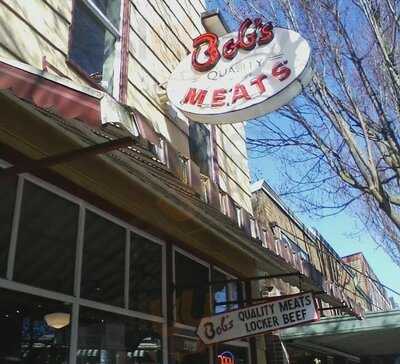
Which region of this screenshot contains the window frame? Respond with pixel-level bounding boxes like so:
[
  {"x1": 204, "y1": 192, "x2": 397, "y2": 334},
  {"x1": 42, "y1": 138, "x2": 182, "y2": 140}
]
[
  {"x1": 68, "y1": 0, "x2": 124, "y2": 98},
  {"x1": 172, "y1": 246, "x2": 211, "y2": 331},
  {"x1": 0, "y1": 170, "x2": 168, "y2": 364},
  {"x1": 212, "y1": 266, "x2": 242, "y2": 313},
  {"x1": 188, "y1": 122, "x2": 213, "y2": 178}
]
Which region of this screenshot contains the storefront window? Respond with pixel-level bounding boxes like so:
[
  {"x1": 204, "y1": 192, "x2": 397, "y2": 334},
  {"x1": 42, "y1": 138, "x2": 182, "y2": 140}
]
[
  {"x1": 212, "y1": 269, "x2": 241, "y2": 313},
  {"x1": 0, "y1": 175, "x2": 17, "y2": 277},
  {"x1": 174, "y1": 252, "x2": 210, "y2": 327},
  {"x1": 0, "y1": 287, "x2": 72, "y2": 364},
  {"x1": 77, "y1": 307, "x2": 163, "y2": 364},
  {"x1": 189, "y1": 123, "x2": 212, "y2": 177},
  {"x1": 172, "y1": 336, "x2": 209, "y2": 364},
  {"x1": 14, "y1": 181, "x2": 78, "y2": 294},
  {"x1": 130, "y1": 234, "x2": 163, "y2": 316},
  {"x1": 81, "y1": 211, "x2": 126, "y2": 306},
  {"x1": 213, "y1": 269, "x2": 229, "y2": 313}
]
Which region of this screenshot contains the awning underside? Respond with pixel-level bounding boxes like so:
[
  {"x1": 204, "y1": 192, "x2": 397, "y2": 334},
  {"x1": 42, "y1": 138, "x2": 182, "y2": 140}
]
[{"x1": 281, "y1": 309, "x2": 400, "y2": 356}]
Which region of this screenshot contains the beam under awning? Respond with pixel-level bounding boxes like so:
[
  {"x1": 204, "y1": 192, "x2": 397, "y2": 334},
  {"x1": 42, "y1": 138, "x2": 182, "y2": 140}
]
[
  {"x1": 0, "y1": 136, "x2": 135, "y2": 178},
  {"x1": 281, "y1": 309, "x2": 400, "y2": 356}
]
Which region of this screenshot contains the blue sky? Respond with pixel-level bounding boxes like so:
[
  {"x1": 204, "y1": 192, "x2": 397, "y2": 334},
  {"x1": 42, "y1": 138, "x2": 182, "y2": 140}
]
[{"x1": 204, "y1": 0, "x2": 400, "y2": 306}]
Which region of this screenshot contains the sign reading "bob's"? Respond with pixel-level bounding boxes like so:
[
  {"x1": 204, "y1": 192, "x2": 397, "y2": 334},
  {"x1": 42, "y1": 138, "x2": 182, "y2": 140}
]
[
  {"x1": 196, "y1": 292, "x2": 319, "y2": 345},
  {"x1": 167, "y1": 18, "x2": 312, "y2": 124}
]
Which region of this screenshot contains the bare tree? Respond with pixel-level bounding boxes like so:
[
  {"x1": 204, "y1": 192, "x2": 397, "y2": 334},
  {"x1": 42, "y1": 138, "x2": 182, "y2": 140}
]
[{"x1": 215, "y1": 0, "x2": 400, "y2": 266}]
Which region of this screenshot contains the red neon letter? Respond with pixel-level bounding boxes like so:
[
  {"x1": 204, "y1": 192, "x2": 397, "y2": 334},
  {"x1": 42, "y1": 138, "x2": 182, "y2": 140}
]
[
  {"x1": 237, "y1": 19, "x2": 257, "y2": 50},
  {"x1": 192, "y1": 33, "x2": 221, "y2": 72},
  {"x1": 222, "y1": 38, "x2": 238, "y2": 60},
  {"x1": 272, "y1": 61, "x2": 291, "y2": 81},
  {"x1": 182, "y1": 88, "x2": 207, "y2": 106},
  {"x1": 251, "y1": 74, "x2": 268, "y2": 95},
  {"x1": 258, "y1": 22, "x2": 274, "y2": 46},
  {"x1": 211, "y1": 88, "x2": 227, "y2": 107},
  {"x1": 232, "y1": 84, "x2": 251, "y2": 104},
  {"x1": 218, "y1": 355, "x2": 234, "y2": 364}
]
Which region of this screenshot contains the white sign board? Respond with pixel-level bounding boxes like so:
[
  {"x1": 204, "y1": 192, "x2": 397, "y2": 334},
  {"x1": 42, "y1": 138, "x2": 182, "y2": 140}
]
[
  {"x1": 167, "y1": 20, "x2": 312, "y2": 124},
  {"x1": 196, "y1": 292, "x2": 319, "y2": 345}
]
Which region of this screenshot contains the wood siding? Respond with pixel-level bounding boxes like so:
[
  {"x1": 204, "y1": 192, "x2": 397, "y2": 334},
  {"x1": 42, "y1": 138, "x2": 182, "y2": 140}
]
[{"x1": 0, "y1": 0, "x2": 253, "y2": 212}]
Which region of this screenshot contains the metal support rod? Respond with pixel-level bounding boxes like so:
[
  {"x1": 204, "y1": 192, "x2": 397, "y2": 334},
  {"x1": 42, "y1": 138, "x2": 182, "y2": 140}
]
[
  {"x1": 214, "y1": 296, "x2": 285, "y2": 306},
  {"x1": 0, "y1": 136, "x2": 135, "y2": 178},
  {"x1": 172, "y1": 272, "x2": 302, "y2": 291}
]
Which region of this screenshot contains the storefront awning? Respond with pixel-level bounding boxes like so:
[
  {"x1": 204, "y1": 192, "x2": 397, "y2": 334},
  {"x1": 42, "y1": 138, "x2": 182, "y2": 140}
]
[
  {"x1": 280, "y1": 309, "x2": 400, "y2": 357},
  {"x1": 0, "y1": 58, "x2": 101, "y2": 126}
]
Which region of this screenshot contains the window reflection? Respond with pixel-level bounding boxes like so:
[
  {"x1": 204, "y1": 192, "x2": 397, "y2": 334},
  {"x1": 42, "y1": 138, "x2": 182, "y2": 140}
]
[
  {"x1": 189, "y1": 123, "x2": 211, "y2": 177},
  {"x1": 14, "y1": 181, "x2": 78, "y2": 294},
  {"x1": 81, "y1": 211, "x2": 126, "y2": 307},
  {"x1": 212, "y1": 269, "x2": 241, "y2": 313},
  {"x1": 172, "y1": 336, "x2": 209, "y2": 364},
  {"x1": 130, "y1": 235, "x2": 162, "y2": 316},
  {"x1": 213, "y1": 270, "x2": 228, "y2": 313},
  {"x1": 175, "y1": 252, "x2": 210, "y2": 327},
  {"x1": 69, "y1": 0, "x2": 120, "y2": 93},
  {"x1": 77, "y1": 307, "x2": 163, "y2": 364},
  {"x1": 0, "y1": 288, "x2": 71, "y2": 364}
]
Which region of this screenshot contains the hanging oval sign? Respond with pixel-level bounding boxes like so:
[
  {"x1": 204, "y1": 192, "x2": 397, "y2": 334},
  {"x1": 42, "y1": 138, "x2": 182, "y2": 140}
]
[{"x1": 167, "y1": 19, "x2": 312, "y2": 124}]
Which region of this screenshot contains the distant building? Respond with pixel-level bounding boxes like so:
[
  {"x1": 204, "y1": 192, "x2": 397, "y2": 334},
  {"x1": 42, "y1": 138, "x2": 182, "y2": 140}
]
[
  {"x1": 251, "y1": 180, "x2": 396, "y2": 364},
  {"x1": 251, "y1": 180, "x2": 392, "y2": 314},
  {"x1": 342, "y1": 253, "x2": 392, "y2": 311}
]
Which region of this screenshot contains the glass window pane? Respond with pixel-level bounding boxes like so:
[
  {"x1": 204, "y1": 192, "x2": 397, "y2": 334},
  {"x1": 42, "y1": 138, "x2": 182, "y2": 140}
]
[
  {"x1": 189, "y1": 123, "x2": 211, "y2": 176},
  {"x1": 0, "y1": 287, "x2": 72, "y2": 364},
  {"x1": 213, "y1": 269, "x2": 228, "y2": 313},
  {"x1": 93, "y1": 0, "x2": 121, "y2": 27},
  {"x1": 69, "y1": 0, "x2": 117, "y2": 93},
  {"x1": 173, "y1": 336, "x2": 210, "y2": 364},
  {"x1": 130, "y1": 234, "x2": 163, "y2": 316},
  {"x1": 81, "y1": 211, "x2": 126, "y2": 306},
  {"x1": 14, "y1": 181, "x2": 78, "y2": 294},
  {"x1": 229, "y1": 281, "x2": 240, "y2": 310},
  {"x1": 0, "y1": 175, "x2": 17, "y2": 277},
  {"x1": 77, "y1": 307, "x2": 163, "y2": 364},
  {"x1": 212, "y1": 269, "x2": 240, "y2": 313},
  {"x1": 175, "y1": 252, "x2": 210, "y2": 326}
]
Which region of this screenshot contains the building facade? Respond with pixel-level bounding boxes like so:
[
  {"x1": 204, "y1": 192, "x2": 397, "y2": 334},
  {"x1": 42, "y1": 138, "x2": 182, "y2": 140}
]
[
  {"x1": 342, "y1": 253, "x2": 392, "y2": 312},
  {"x1": 251, "y1": 180, "x2": 393, "y2": 364},
  {"x1": 0, "y1": 1, "x2": 388, "y2": 364}
]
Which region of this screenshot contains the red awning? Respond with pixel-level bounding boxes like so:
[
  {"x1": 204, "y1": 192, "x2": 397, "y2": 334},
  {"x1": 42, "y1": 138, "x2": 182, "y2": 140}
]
[{"x1": 0, "y1": 60, "x2": 101, "y2": 127}]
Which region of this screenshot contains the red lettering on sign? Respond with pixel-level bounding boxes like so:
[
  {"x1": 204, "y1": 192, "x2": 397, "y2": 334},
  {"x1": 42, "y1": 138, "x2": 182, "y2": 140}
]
[
  {"x1": 272, "y1": 61, "x2": 291, "y2": 81},
  {"x1": 218, "y1": 355, "x2": 234, "y2": 364},
  {"x1": 258, "y1": 22, "x2": 274, "y2": 46},
  {"x1": 182, "y1": 88, "x2": 208, "y2": 106},
  {"x1": 212, "y1": 88, "x2": 227, "y2": 107},
  {"x1": 232, "y1": 84, "x2": 251, "y2": 104},
  {"x1": 222, "y1": 38, "x2": 238, "y2": 60},
  {"x1": 192, "y1": 19, "x2": 274, "y2": 72},
  {"x1": 218, "y1": 352, "x2": 235, "y2": 364},
  {"x1": 192, "y1": 33, "x2": 221, "y2": 72},
  {"x1": 251, "y1": 74, "x2": 268, "y2": 94},
  {"x1": 237, "y1": 18, "x2": 257, "y2": 50}
]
